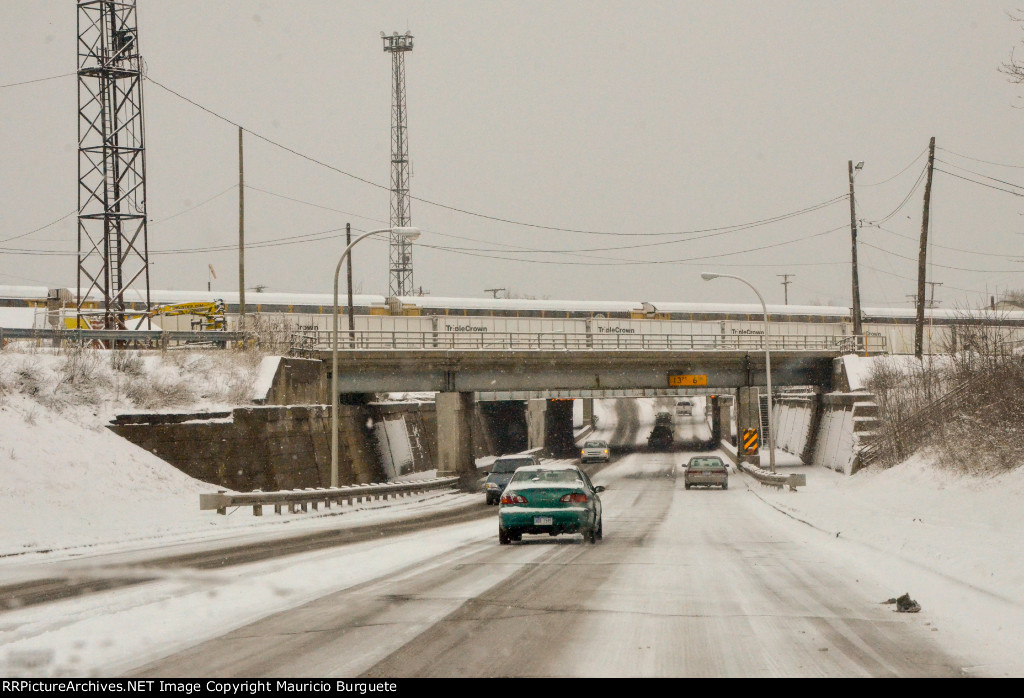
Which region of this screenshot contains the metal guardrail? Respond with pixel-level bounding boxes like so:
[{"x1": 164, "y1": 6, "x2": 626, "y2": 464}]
[
  {"x1": 0, "y1": 327, "x2": 247, "y2": 346},
  {"x1": 736, "y1": 461, "x2": 806, "y2": 491},
  {"x1": 199, "y1": 477, "x2": 459, "y2": 516},
  {"x1": 292, "y1": 330, "x2": 869, "y2": 353}
]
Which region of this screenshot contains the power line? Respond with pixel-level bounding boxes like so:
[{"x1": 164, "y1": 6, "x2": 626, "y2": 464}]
[
  {"x1": 859, "y1": 164, "x2": 929, "y2": 226},
  {"x1": 418, "y1": 225, "x2": 848, "y2": 267},
  {"x1": 0, "y1": 210, "x2": 76, "y2": 245},
  {"x1": 0, "y1": 72, "x2": 76, "y2": 89},
  {"x1": 937, "y1": 146, "x2": 1024, "y2": 170},
  {"x1": 857, "y1": 146, "x2": 929, "y2": 187},
  {"x1": 933, "y1": 168, "x2": 1024, "y2": 198},
  {"x1": 872, "y1": 224, "x2": 1019, "y2": 259},
  {"x1": 934, "y1": 159, "x2": 1024, "y2": 192},
  {"x1": 145, "y1": 75, "x2": 848, "y2": 238},
  {"x1": 151, "y1": 184, "x2": 238, "y2": 225},
  {"x1": 860, "y1": 241, "x2": 1024, "y2": 273}
]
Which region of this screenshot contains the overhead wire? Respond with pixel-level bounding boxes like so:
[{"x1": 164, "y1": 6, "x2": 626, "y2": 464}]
[
  {"x1": 0, "y1": 72, "x2": 76, "y2": 89},
  {"x1": 151, "y1": 184, "x2": 238, "y2": 225},
  {"x1": 933, "y1": 168, "x2": 1024, "y2": 197},
  {"x1": 146, "y1": 75, "x2": 848, "y2": 238},
  {"x1": 860, "y1": 241, "x2": 1023, "y2": 273},
  {"x1": 246, "y1": 183, "x2": 846, "y2": 256},
  {"x1": 935, "y1": 159, "x2": 1024, "y2": 192},
  {"x1": 872, "y1": 225, "x2": 1018, "y2": 259},
  {"x1": 857, "y1": 146, "x2": 929, "y2": 187},
  {"x1": 859, "y1": 164, "x2": 929, "y2": 226},
  {"x1": 0, "y1": 210, "x2": 77, "y2": 245},
  {"x1": 937, "y1": 146, "x2": 1024, "y2": 170}
]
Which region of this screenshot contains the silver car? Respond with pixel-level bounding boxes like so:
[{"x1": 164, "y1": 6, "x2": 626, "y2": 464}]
[
  {"x1": 683, "y1": 455, "x2": 728, "y2": 490},
  {"x1": 580, "y1": 440, "x2": 610, "y2": 464},
  {"x1": 483, "y1": 454, "x2": 541, "y2": 505}
]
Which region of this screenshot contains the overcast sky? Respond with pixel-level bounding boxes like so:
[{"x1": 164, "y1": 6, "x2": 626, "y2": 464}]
[{"x1": 3, "y1": 1, "x2": 1024, "y2": 309}]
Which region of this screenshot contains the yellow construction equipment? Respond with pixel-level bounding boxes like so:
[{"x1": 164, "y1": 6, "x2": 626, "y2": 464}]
[{"x1": 143, "y1": 300, "x2": 227, "y2": 331}]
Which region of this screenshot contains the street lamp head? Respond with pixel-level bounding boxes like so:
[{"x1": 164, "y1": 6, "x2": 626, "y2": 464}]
[
  {"x1": 701, "y1": 272, "x2": 720, "y2": 281},
  {"x1": 392, "y1": 227, "x2": 421, "y2": 241},
  {"x1": 855, "y1": 161, "x2": 864, "y2": 171}
]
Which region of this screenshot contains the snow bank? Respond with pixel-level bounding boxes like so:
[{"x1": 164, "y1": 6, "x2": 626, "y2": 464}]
[{"x1": 749, "y1": 454, "x2": 1024, "y2": 675}]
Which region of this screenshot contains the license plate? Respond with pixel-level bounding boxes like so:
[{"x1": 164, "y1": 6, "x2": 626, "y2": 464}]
[{"x1": 534, "y1": 516, "x2": 553, "y2": 526}]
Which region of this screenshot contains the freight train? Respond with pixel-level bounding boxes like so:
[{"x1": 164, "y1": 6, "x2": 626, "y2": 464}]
[{"x1": 1, "y1": 284, "x2": 1022, "y2": 355}]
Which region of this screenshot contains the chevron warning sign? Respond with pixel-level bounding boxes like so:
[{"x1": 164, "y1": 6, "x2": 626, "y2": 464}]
[{"x1": 742, "y1": 428, "x2": 759, "y2": 454}]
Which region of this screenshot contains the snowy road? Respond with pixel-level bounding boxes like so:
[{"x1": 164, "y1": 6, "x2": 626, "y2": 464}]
[{"x1": 124, "y1": 447, "x2": 965, "y2": 678}]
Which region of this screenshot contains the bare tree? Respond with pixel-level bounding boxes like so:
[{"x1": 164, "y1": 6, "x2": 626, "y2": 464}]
[{"x1": 1001, "y1": 11, "x2": 1024, "y2": 83}]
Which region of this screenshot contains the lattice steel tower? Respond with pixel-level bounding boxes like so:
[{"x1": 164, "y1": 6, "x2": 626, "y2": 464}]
[
  {"x1": 77, "y1": 1, "x2": 151, "y2": 329},
  {"x1": 382, "y1": 31, "x2": 414, "y2": 297}
]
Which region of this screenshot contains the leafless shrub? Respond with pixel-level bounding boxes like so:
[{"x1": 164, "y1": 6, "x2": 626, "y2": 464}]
[
  {"x1": 867, "y1": 307, "x2": 1024, "y2": 473},
  {"x1": 245, "y1": 313, "x2": 300, "y2": 354},
  {"x1": 58, "y1": 345, "x2": 103, "y2": 385},
  {"x1": 125, "y1": 374, "x2": 196, "y2": 409},
  {"x1": 110, "y1": 350, "x2": 144, "y2": 375},
  {"x1": 226, "y1": 372, "x2": 257, "y2": 404},
  {"x1": 12, "y1": 359, "x2": 44, "y2": 397}
]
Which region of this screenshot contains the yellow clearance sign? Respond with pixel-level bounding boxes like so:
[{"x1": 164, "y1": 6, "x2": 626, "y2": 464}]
[{"x1": 668, "y1": 374, "x2": 707, "y2": 387}]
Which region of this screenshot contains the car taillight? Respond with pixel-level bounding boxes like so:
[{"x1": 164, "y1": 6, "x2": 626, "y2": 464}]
[
  {"x1": 501, "y1": 493, "x2": 528, "y2": 505},
  {"x1": 560, "y1": 493, "x2": 589, "y2": 503}
]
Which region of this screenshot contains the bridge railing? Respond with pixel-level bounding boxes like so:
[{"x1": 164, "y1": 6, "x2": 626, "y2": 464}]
[{"x1": 291, "y1": 330, "x2": 878, "y2": 353}]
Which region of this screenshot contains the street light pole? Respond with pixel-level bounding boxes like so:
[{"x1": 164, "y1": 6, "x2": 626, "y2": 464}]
[
  {"x1": 332, "y1": 226, "x2": 420, "y2": 488},
  {"x1": 701, "y1": 272, "x2": 776, "y2": 473}
]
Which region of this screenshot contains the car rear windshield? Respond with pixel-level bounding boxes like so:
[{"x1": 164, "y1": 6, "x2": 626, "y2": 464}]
[
  {"x1": 689, "y1": 458, "x2": 725, "y2": 470},
  {"x1": 511, "y1": 469, "x2": 583, "y2": 484},
  {"x1": 491, "y1": 457, "x2": 535, "y2": 474},
  {"x1": 584, "y1": 441, "x2": 606, "y2": 448}
]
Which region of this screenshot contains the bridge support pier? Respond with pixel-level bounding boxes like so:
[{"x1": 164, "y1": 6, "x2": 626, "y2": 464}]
[
  {"x1": 526, "y1": 399, "x2": 576, "y2": 457},
  {"x1": 736, "y1": 387, "x2": 761, "y2": 465},
  {"x1": 527, "y1": 399, "x2": 547, "y2": 451},
  {"x1": 710, "y1": 395, "x2": 722, "y2": 443},
  {"x1": 581, "y1": 398, "x2": 594, "y2": 426},
  {"x1": 436, "y1": 391, "x2": 477, "y2": 488}
]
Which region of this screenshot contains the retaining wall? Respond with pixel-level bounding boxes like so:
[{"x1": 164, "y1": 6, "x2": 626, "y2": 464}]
[
  {"x1": 109, "y1": 398, "x2": 502, "y2": 491},
  {"x1": 109, "y1": 405, "x2": 382, "y2": 492}
]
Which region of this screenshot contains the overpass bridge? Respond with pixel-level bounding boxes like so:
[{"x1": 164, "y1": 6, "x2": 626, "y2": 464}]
[{"x1": 298, "y1": 330, "x2": 853, "y2": 482}]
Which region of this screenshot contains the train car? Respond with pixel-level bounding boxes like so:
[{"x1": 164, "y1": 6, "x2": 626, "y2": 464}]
[{"x1": 3, "y1": 284, "x2": 1024, "y2": 354}]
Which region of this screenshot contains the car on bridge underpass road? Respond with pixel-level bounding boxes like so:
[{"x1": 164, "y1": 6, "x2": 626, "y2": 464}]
[
  {"x1": 498, "y1": 464, "x2": 604, "y2": 544},
  {"x1": 580, "y1": 440, "x2": 610, "y2": 464},
  {"x1": 483, "y1": 454, "x2": 541, "y2": 505},
  {"x1": 683, "y1": 455, "x2": 728, "y2": 490}
]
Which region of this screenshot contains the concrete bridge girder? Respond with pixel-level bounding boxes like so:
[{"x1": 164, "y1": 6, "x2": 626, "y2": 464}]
[{"x1": 323, "y1": 350, "x2": 836, "y2": 394}]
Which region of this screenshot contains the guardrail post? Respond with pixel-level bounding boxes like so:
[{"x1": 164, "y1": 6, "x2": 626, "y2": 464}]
[{"x1": 253, "y1": 504, "x2": 263, "y2": 516}]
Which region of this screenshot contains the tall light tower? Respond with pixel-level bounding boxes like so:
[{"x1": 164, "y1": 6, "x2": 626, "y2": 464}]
[
  {"x1": 77, "y1": 1, "x2": 151, "y2": 329},
  {"x1": 382, "y1": 31, "x2": 414, "y2": 297}
]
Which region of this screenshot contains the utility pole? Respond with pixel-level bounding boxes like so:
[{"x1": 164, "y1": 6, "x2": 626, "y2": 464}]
[
  {"x1": 238, "y1": 126, "x2": 246, "y2": 331},
  {"x1": 848, "y1": 161, "x2": 864, "y2": 337},
  {"x1": 346, "y1": 223, "x2": 354, "y2": 343},
  {"x1": 926, "y1": 281, "x2": 943, "y2": 309},
  {"x1": 915, "y1": 137, "x2": 936, "y2": 360},
  {"x1": 484, "y1": 288, "x2": 507, "y2": 299},
  {"x1": 776, "y1": 274, "x2": 794, "y2": 305}
]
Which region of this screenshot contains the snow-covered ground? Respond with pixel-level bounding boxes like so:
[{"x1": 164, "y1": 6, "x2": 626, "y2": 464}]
[
  {"x1": 749, "y1": 451, "x2": 1024, "y2": 676},
  {"x1": 2, "y1": 348, "x2": 1023, "y2": 675}
]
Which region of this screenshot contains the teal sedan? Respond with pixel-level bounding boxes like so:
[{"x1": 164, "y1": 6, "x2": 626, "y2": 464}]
[{"x1": 498, "y1": 464, "x2": 605, "y2": 545}]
